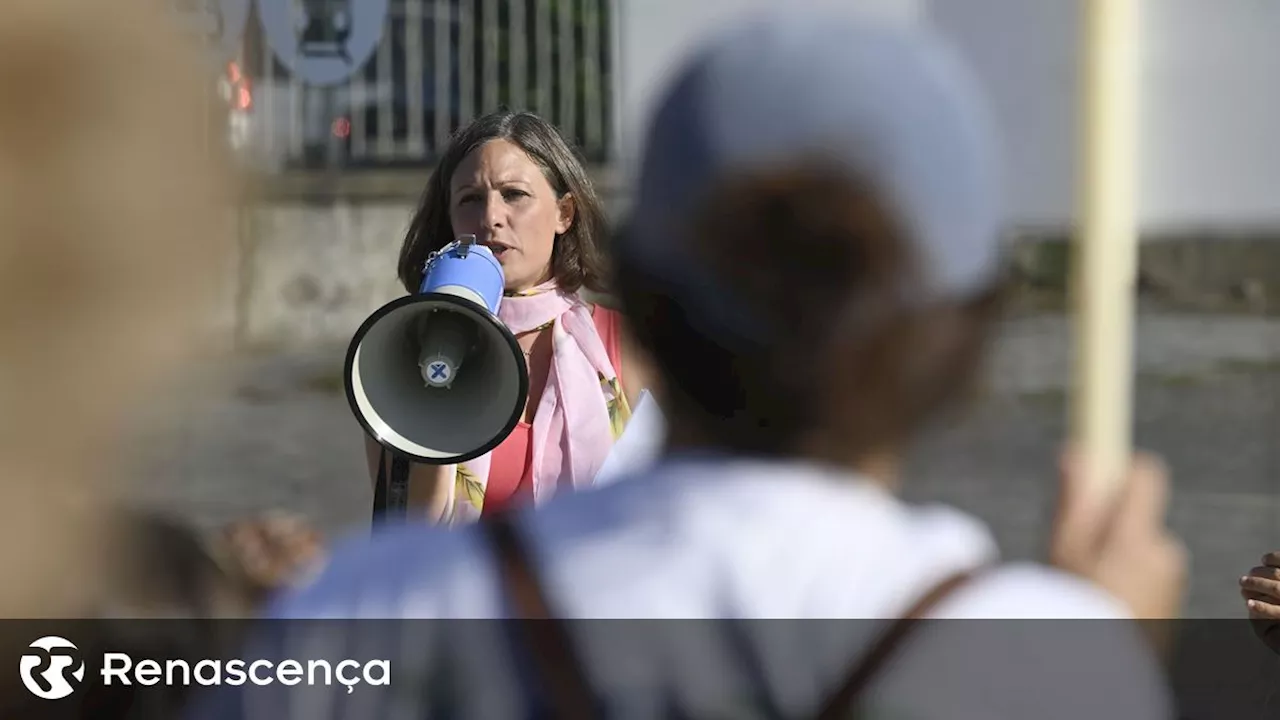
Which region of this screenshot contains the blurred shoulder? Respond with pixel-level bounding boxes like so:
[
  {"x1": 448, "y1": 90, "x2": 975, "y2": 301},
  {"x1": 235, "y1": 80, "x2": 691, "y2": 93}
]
[
  {"x1": 937, "y1": 561, "x2": 1132, "y2": 619},
  {"x1": 588, "y1": 300, "x2": 622, "y2": 327},
  {"x1": 263, "y1": 519, "x2": 495, "y2": 619},
  {"x1": 870, "y1": 563, "x2": 1173, "y2": 719}
]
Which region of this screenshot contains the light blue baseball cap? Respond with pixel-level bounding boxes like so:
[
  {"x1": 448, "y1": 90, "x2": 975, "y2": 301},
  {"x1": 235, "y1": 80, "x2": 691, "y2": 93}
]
[{"x1": 615, "y1": 8, "x2": 1006, "y2": 345}]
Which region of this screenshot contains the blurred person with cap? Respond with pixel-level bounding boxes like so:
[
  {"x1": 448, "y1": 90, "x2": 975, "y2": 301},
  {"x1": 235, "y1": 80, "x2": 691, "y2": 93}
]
[{"x1": 198, "y1": 7, "x2": 1183, "y2": 718}]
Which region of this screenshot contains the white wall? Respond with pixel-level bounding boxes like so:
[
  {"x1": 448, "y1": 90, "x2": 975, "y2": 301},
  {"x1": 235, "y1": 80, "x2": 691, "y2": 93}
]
[
  {"x1": 614, "y1": 0, "x2": 1280, "y2": 231},
  {"x1": 611, "y1": 0, "x2": 924, "y2": 182},
  {"x1": 923, "y1": 0, "x2": 1078, "y2": 228},
  {"x1": 1137, "y1": 0, "x2": 1280, "y2": 229},
  {"x1": 922, "y1": 0, "x2": 1280, "y2": 230}
]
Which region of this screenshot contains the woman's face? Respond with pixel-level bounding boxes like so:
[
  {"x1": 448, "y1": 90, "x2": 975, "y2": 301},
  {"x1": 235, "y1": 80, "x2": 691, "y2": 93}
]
[{"x1": 448, "y1": 138, "x2": 574, "y2": 293}]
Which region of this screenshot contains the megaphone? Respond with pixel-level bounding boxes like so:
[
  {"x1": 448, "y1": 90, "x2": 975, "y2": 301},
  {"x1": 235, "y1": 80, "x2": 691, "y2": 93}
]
[{"x1": 343, "y1": 234, "x2": 529, "y2": 469}]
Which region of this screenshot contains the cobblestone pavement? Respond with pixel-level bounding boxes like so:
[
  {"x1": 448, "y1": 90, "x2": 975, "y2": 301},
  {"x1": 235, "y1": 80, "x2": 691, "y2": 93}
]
[{"x1": 120, "y1": 312, "x2": 1280, "y2": 618}]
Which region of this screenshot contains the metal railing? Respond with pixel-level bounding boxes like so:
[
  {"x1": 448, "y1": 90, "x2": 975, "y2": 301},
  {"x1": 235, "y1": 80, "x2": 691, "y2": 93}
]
[{"x1": 228, "y1": 0, "x2": 615, "y2": 173}]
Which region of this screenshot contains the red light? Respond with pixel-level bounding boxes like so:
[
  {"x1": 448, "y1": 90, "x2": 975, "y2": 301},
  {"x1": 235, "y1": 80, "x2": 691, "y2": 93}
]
[{"x1": 332, "y1": 117, "x2": 351, "y2": 138}]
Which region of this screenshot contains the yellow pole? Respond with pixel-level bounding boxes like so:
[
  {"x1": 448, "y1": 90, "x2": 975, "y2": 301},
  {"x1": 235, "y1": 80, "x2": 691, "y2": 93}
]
[{"x1": 1071, "y1": 0, "x2": 1141, "y2": 498}]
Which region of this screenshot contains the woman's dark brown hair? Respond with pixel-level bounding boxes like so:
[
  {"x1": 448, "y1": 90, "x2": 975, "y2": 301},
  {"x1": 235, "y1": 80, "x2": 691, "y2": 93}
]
[
  {"x1": 397, "y1": 110, "x2": 610, "y2": 295},
  {"x1": 615, "y1": 163, "x2": 1005, "y2": 463}
]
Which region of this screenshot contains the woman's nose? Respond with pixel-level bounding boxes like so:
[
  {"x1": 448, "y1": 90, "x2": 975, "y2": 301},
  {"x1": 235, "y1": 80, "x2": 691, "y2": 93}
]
[{"x1": 482, "y1": 196, "x2": 505, "y2": 229}]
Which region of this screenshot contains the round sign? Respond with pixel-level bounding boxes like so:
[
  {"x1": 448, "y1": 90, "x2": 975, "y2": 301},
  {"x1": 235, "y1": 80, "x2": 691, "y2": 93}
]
[
  {"x1": 170, "y1": 0, "x2": 251, "y2": 66},
  {"x1": 257, "y1": 0, "x2": 390, "y2": 86}
]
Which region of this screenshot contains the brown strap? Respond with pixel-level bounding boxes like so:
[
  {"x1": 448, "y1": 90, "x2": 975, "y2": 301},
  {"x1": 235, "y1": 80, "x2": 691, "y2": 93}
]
[
  {"x1": 813, "y1": 569, "x2": 988, "y2": 720},
  {"x1": 483, "y1": 513, "x2": 598, "y2": 720},
  {"x1": 485, "y1": 510, "x2": 984, "y2": 720}
]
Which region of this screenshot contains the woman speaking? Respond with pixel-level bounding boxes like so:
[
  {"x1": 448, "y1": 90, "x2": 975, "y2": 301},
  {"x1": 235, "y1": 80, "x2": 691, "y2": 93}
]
[{"x1": 364, "y1": 110, "x2": 647, "y2": 524}]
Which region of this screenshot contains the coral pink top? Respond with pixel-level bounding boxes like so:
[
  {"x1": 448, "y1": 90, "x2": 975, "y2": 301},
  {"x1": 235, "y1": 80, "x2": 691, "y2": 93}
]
[{"x1": 482, "y1": 305, "x2": 624, "y2": 516}]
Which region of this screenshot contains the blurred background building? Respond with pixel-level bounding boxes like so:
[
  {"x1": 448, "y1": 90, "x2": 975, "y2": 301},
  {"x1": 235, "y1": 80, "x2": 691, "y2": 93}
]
[{"x1": 183, "y1": 0, "x2": 1280, "y2": 349}]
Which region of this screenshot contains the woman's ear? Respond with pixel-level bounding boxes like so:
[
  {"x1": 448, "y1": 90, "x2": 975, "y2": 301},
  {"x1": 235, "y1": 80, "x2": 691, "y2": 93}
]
[{"x1": 556, "y1": 193, "x2": 576, "y2": 234}]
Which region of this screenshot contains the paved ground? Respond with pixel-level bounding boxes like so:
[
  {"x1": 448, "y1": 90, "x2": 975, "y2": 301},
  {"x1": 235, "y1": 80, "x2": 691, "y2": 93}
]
[{"x1": 119, "y1": 312, "x2": 1280, "y2": 619}]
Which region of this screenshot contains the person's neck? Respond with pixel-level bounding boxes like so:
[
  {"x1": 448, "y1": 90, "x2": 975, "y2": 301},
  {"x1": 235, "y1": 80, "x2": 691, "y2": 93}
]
[
  {"x1": 851, "y1": 453, "x2": 901, "y2": 491},
  {"x1": 505, "y1": 270, "x2": 557, "y2": 296},
  {"x1": 662, "y1": 430, "x2": 901, "y2": 491}
]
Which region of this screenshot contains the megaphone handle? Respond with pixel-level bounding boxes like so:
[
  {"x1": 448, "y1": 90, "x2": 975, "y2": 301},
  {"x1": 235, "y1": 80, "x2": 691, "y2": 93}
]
[
  {"x1": 372, "y1": 450, "x2": 389, "y2": 521},
  {"x1": 421, "y1": 235, "x2": 479, "y2": 279},
  {"x1": 372, "y1": 449, "x2": 410, "y2": 523}
]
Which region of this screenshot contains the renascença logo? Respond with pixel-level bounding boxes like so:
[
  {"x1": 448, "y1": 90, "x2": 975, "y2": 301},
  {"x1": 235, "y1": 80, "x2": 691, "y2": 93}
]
[
  {"x1": 20, "y1": 636, "x2": 86, "y2": 700},
  {"x1": 18, "y1": 634, "x2": 391, "y2": 700}
]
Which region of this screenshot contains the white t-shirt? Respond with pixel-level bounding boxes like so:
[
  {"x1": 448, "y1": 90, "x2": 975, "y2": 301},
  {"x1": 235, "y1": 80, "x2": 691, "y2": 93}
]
[{"x1": 196, "y1": 456, "x2": 1173, "y2": 719}]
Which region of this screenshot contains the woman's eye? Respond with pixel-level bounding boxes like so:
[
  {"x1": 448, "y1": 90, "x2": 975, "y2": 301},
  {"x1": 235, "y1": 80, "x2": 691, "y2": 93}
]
[{"x1": 503, "y1": 189, "x2": 528, "y2": 201}]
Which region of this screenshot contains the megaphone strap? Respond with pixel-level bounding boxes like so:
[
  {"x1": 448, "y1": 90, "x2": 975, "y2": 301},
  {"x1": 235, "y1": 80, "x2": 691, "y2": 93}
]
[{"x1": 371, "y1": 450, "x2": 410, "y2": 522}]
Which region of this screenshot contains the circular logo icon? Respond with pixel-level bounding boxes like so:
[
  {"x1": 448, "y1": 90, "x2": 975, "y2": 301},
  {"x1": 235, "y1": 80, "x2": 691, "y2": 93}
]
[
  {"x1": 257, "y1": 0, "x2": 390, "y2": 86},
  {"x1": 20, "y1": 636, "x2": 86, "y2": 700},
  {"x1": 426, "y1": 361, "x2": 453, "y2": 385}
]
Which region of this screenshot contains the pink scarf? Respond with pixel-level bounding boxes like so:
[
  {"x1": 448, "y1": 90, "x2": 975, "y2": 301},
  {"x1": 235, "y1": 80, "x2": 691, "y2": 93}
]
[{"x1": 448, "y1": 281, "x2": 621, "y2": 522}]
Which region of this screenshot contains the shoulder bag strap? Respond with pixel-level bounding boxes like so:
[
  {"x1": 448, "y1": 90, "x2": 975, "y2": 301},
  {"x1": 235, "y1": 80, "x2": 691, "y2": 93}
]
[
  {"x1": 485, "y1": 506, "x2": 986, "y2": 720},
  {"x1": 483, "y1": 513, "x2": 599, "y2": 720},
  {"x1": 813, "y1": 567, "x2": 990, "y2": 720}
]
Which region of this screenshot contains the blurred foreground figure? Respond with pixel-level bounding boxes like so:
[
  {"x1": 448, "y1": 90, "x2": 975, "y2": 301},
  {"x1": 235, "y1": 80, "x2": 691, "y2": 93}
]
[
  {"x1": 0, "y1": 0, "x2": 231, "y2": 610},
  {"x1": 0, "y1": 0, "x2": 238, "y2": 710},
  {"x1": 200, "y1": 9, "x2": 1184, "y2": 719}
]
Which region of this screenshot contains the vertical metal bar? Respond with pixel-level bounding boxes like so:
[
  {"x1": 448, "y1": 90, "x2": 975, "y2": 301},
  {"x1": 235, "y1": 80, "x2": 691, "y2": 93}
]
[
  {"x1": 289, "y1": 76, "x2": 304, "y2": 162},
  {"x1": 534, "y1": 0, "x2": 552, "y2": 116},
  {"x1": 324, "y1": 84, "x2": 342, "y2": 168},
  {"x1": 482, "y1": 0, "x2": 499, "y2": 112},
  {"x1": 261, "y1": 29, "x2": 279, "y2": 162},
  {"x1": 458, "y1": 0, "x2": 476, "y2": 126},
  {"x1": 557, "y1": 0, "x2": 577, "y2": 139},
  {"x1": 605, "y1": 0, "x2": 621, "y2": 164},
  {"x1": 376, "y1": 3, "x2": 398, "y2": 160},
  {"x1": 582, "y1": 0, "x2": 602, "y2": 156},
  {"x1": 406, "y1": 0, "x2": 427, "y2": 157},
  {"x1": 349, "y1": 15, "x2": 370, "y2": 161},
  {"x1": 509, "y1": 0, "x2": 527, "y2": 110},
  {"x1": 1071, "y1": 0, "x2": 1142, "y2": 499},
  {"x1": 434, "y1": 0, "x2": 453, "y2": 147}
]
